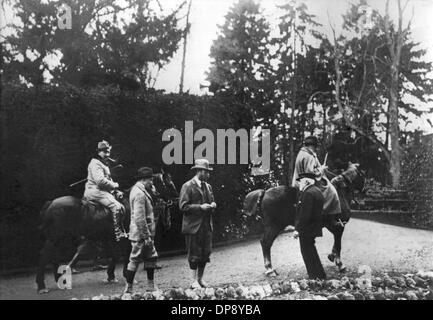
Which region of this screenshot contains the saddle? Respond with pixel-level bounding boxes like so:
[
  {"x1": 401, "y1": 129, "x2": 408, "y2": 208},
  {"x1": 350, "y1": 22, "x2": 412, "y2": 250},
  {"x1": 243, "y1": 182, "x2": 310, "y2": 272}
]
[{"x1": 81, "y1": 199, "x2": 125, "y2": 221}]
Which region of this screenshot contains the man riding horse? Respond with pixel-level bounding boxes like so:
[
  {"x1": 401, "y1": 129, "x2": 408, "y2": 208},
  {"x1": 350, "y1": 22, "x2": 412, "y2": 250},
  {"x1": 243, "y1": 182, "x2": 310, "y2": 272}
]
[
  {"x1": 83, "y1": 140, "x2": 127, "y2": 242},
  {"x1": 292, "y1": 136, "x2": 342, "y2": 218}
]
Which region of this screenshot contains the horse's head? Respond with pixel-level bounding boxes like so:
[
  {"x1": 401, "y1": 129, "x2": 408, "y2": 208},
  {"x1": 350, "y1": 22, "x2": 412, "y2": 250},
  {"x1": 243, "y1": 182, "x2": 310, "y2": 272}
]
[
  {"x1": 152, "y1": 171, "x2": 179, "y2": 202},
  {"x1": 342, "y1": 162, "x2": 366, "y2": 193}
]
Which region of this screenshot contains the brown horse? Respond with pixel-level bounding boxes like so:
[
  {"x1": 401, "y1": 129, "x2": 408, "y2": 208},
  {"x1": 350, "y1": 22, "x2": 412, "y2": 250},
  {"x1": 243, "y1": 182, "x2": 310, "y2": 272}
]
[
  {"x1": 243, "y1": 162, "x2": 365, "y2": 276},
  {"x1": 36, "y1": 172, "x2": 178, "y2": 294}
]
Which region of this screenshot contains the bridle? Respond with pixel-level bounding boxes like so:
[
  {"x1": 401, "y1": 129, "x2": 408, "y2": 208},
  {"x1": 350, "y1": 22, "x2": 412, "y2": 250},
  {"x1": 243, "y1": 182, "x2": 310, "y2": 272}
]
[{"x1": 153, "y1": 173, "x2": 178, "y2": 207}]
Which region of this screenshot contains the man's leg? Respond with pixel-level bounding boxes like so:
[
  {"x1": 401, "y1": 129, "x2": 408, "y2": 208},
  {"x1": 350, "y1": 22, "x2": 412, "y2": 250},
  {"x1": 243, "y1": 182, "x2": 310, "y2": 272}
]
[
  {"x1": 185, "y1": 234, "x2": 201, "y2": 289},
  {"x1": 96, "y1": 193, "x2": 126, "y2": 242},
  {"x1": 124, "y1": 240, "x2": 143, "y2": 293},
  {"x1": 299, "y1": 236, "x2": 326, "y2": 280},
  {"x1": 107, "y1": 200, "x2": 126, "y2": 242},
  {"x1": 143, "y1": 241, "x2": 158, "y2": 291},
  {"x1": 197, "y1": 228, "x2": 212, "y2": 288}
]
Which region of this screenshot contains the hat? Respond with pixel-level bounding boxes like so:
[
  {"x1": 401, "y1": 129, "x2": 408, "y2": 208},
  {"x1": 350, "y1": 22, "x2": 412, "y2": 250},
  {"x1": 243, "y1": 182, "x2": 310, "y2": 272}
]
[
  {"x1": 304, "y1": 136, "x2": 319, "y2": 147},
  {"x1": 97, "y1": 140, "x2": 112, "y2": 152},
  {"x1": 191, "y1": 159, "x2": 213, "y2": 171},
  {"x1": 296, "y1": 173, "x2": 317, "y2": 181},
  {"x1": 136, "y1": 167, "x2": 154, "y2": 180}
]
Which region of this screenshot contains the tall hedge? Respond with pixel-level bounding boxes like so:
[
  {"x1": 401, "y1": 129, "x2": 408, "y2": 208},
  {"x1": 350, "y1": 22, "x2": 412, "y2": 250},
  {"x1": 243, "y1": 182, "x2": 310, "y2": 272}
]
[
  {"x1": 401, "y1": 137, "x2": 433, "y2": 229},
  {"x1": 0, "y1": 84, "x2": 268, "y2": 270}
]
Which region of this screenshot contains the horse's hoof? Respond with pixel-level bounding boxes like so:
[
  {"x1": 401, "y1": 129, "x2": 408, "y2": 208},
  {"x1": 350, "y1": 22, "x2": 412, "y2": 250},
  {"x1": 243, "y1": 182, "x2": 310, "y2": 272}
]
[
  {"x1": 38, "y1": 288, "x2": 50, "y2": 294},
  {"x1": 328, "y1": 254, "x2": 335, "y2": 262}
]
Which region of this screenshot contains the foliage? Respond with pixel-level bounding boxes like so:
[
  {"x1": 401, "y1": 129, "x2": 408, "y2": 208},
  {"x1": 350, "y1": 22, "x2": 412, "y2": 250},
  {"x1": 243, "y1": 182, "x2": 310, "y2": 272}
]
[
  {"x1": 2, "y1": 0, "x2": 186, "y2": 89},
  {"x1": 401, "y1": 135, "x2": 433, "y2": 228}
]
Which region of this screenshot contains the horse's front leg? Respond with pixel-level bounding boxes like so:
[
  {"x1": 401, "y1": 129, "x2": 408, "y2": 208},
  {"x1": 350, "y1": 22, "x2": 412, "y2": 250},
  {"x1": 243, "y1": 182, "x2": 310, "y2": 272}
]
[
  {"x1": 326, "y1": 221, "x2": 346, "y2": 273},
  {"x1": 332, "y1": 225, "x2": 347, "y2": 272},
  {"x1": 36, "y1": 240, "x2": 56, "y2": 294}
]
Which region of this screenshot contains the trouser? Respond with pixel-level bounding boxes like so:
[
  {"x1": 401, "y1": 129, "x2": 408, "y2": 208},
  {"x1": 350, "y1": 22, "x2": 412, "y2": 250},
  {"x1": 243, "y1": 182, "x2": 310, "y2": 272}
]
[
  {"x1": 299, "y1": 235, "x2": 326, "y2": 280},
  {"x1": 127, "y1": 239, "x2": 158, "y2": 272},
  {"x1": 185, "y1": 223, "x2": 212, "y2": 270},
  {"x1": 84, "y1": 190, "x2": 124, "y2": 234}
]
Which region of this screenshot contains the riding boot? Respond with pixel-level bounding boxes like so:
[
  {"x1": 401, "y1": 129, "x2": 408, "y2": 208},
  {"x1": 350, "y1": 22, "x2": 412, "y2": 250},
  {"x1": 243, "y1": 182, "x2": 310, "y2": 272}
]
[
  {"x1": 124, "y1": 270, "x2": 135, "y2": 294},
  {"x1": 145, "y1": 268, "x2": 157, "y2": 291},
  {"x1": 112, "y1": 209, "x2": 126, "y2": 242}
]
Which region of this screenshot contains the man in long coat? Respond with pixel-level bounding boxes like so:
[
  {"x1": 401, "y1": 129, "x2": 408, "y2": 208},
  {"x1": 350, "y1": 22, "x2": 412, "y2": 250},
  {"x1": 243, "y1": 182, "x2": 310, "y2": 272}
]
[
  {"x1": 179, "y1": 159, "x2": 217, "y2": 289},
  {"x1": 294, "y1": 173, "x2": 327, "y2": 280},
  {"x1": 83, "y1": 140, "x2": 126, "y2": 241},
  {"x1": 292, "y1": 136, "x2": 341, "y2": 216},
  {"x1": 124, "y1": 167, "x2": 158, "y2": 293}
]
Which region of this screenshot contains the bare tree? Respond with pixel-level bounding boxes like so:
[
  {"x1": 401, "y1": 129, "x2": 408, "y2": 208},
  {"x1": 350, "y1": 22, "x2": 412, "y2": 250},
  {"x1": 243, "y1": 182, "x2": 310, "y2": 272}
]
[{"x1": 383, "y1": 0, "x2": 413, "y2": 187}]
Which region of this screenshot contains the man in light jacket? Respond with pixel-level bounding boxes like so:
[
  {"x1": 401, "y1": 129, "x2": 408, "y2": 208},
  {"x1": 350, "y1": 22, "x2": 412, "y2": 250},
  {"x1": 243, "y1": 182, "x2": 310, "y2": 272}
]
[
  {"x1": 83, "y1": 140, "x2": 126, "y2": 241},
  {"x1": 292, "y1": 135, "x2": 341, "y2": 216},
  {"x1": 124, "y1": 167, "x2": 158, "y2": 293}
]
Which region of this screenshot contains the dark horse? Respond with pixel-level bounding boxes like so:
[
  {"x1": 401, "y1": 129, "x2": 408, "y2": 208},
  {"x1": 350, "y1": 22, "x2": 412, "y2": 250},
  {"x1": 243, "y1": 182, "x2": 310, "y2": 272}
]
[
  {"x1": 36, "y1": 172, "x2": 178, "y2": 294},
  {"x1": 243, "y1": 162, "x2": 365, "y2": 276}
]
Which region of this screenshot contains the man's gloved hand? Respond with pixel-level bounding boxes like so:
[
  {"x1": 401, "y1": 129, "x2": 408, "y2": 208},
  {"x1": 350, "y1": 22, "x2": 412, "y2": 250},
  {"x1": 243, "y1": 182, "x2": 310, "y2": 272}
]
[
  {"x1": 114, "y1": 182, "x2": 120, "y2": 189},
  {"x1": 114, "y1": 189, "x2": 123, "y2": 199},
  {"x1": 200, "y1": 203, "x2": 213, "y2": 212}
]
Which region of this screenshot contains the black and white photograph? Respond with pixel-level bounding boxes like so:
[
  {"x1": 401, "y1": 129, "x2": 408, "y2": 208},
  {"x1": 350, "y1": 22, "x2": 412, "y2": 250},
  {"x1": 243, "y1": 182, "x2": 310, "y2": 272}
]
[{"x1": 1, "y1": 0, "x2": 433, "y2": 306}]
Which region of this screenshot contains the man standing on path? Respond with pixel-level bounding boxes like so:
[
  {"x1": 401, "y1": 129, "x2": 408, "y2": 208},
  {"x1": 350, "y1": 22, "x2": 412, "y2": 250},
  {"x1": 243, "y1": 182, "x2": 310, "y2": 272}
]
[
  {"x1": 124, "y1": 167, "x2": 158, "y2": 293},
  {"x1": 179, "y1": 159, "x2": 217, "y2": 289},
  {"x1": 293, "y1": 173, "x2": 327, "y2": 280}
]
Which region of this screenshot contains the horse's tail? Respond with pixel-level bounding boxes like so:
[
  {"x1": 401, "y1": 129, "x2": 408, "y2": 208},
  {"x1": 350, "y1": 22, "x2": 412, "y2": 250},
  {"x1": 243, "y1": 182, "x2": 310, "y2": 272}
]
[
  {"x1": 38, "y1": 200, "x2": 53, "y2": 233},
  {"x1": 243, "y1": 189, "x2": 266, "y2": 218}
]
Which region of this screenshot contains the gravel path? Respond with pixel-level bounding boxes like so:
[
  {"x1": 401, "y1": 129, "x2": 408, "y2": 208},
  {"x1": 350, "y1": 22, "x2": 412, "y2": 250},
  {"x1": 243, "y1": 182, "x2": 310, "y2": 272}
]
[{"x1": 1, "y1": 218, "x2": 433, "y2": 300}]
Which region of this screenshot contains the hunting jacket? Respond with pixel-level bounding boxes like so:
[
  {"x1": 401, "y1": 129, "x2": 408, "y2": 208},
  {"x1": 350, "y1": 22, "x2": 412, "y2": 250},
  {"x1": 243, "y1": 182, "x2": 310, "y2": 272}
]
[
  {"x1": 84, "y1": 156, "x2": 117, "y2": 194},
  {"x1": 128, "y1": 181, "x2": 156, "y2": 241},
  {"x1": 179, "y1": 177, "x2": 215, "y2": 235},
  {"x1": 292, "y1": 147, "x2": 323, "y2": 188}
]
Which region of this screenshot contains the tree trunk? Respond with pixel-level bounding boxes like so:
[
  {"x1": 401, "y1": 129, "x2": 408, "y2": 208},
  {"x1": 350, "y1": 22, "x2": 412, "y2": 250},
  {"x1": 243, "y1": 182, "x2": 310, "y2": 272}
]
[
  {"x1": 288, "y1": 10, "x2": 297, "y2": 185},
  {"x1": 384, "y1": 0, "x2": 406, "y2": 188},
  {"x1": 389, "y1": 65, "x2": 401, "y2": 187},
  {"x1": 179, "y1": 0, "x2": 192, "y2": 93}
]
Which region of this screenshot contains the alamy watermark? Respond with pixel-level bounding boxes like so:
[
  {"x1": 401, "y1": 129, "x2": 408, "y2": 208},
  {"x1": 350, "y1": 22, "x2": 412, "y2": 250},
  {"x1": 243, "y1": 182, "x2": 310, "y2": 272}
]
[
  {"x1": 162, "y1": 121, "x2": 270, "y2": 175},
  {"x1": 56, "y1": 265, "x2": 72, "y2": 290},
  {"x1": 57, "y1": 4, "x2": 72, "y2": 30}
]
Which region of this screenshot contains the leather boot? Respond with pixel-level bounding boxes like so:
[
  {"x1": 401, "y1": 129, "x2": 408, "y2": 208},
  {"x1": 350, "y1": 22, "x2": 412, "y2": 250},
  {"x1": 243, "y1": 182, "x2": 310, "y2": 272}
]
[{"x1": 124, "y1": 270, "x2": 135, "y2": 294}]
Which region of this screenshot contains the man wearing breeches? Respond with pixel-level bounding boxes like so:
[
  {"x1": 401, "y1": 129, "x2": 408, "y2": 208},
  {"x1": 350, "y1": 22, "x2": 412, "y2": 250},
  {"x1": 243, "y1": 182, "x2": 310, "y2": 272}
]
[
  {"x1": 179, "y1": 159, "x2": 217, "y2": 289},
  {"x1": 124, "y1": 167, "x2": 158, "y2": 293},
  {"x1": 84, "y1": 140, "x2": 126, "y2": 241}
]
